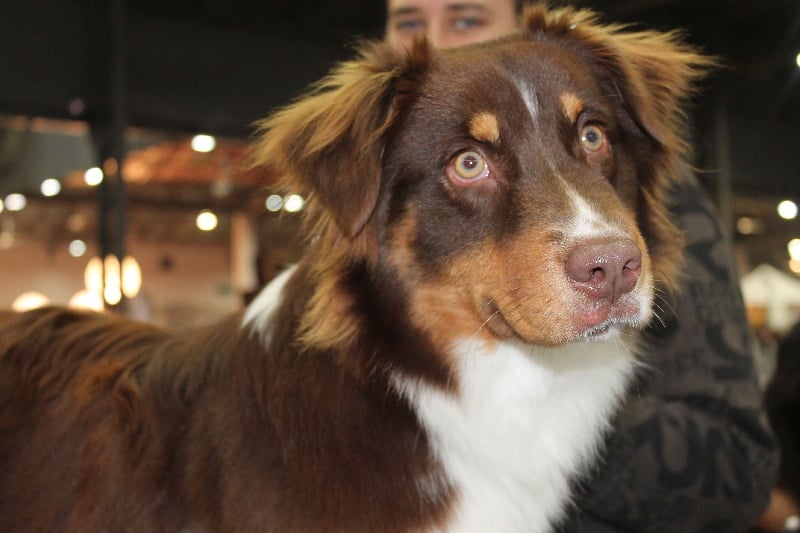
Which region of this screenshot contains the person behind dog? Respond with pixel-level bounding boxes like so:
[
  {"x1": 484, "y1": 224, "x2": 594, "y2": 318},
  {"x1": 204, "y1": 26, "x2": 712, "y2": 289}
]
[
  {"x1": 755, "y1": 320, "x2": 800, "y2": 532},
  {"x1": 384, "y1": 1, "x2": 779, "y2": 531}
]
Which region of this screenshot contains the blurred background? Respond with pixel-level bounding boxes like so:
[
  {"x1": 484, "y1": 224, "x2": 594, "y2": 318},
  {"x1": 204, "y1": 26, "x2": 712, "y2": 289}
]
[{"x1": 0, "y1": 0, "x2": 799, "y2": 332}]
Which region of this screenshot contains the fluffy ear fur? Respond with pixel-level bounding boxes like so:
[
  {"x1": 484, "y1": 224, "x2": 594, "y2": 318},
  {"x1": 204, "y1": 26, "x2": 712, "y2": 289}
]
[
  {"x1": 522, "y1": 4, "x2": 713, "y2": 155},
  {"x1": 251, "y1": 42, "x2": 407, "y2": 239}
]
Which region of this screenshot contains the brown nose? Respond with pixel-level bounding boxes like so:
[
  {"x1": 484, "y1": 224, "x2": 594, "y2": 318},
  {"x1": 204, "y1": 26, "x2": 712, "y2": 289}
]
[{"x1": 565, "y1": 237, "x2": 642, "y2": 303}]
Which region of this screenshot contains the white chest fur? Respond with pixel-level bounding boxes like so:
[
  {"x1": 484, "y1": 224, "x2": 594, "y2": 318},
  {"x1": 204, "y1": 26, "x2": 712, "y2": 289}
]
[{"x1": 393, "y1": 336, "x2": 638, "y2": 533}]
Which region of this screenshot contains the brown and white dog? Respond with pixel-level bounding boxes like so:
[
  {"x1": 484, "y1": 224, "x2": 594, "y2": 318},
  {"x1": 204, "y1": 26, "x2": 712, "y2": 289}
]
[{"x1": 0, "y1": 5, "x2": 709, "y2": 532}]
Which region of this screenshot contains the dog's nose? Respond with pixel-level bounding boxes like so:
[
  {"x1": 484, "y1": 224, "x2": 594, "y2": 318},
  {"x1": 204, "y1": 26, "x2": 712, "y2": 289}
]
[{"x1": 565, "y1": 237, "x2": 642, "y2": 303}]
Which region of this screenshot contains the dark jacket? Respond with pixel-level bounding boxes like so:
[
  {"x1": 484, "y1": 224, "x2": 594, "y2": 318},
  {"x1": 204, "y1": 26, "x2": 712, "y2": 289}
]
[{"x1": 561, "y1": 175, "x2": 779, "y2": 532}]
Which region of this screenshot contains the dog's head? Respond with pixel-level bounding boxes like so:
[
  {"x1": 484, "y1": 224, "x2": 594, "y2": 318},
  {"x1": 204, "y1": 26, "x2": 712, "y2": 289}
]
[{"x1": 252, "y1": 4, "x2": 711, "y2": 353}]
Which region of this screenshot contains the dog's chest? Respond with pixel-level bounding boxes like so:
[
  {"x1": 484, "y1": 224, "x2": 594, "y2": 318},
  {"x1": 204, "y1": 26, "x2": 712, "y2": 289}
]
[{"x1": 393, "y1": 338, "x2": 636, "y2": 532}]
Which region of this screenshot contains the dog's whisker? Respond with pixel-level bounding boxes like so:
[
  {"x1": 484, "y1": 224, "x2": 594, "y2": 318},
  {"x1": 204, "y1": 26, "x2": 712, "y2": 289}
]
[{"x1": 465, "y1": 308, "x2": 503, "y2": 355}]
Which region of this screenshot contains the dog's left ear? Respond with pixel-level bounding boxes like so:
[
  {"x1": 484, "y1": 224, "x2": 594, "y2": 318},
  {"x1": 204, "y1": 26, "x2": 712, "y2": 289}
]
[
  {"x1": 251, "y1": 42, "x2": 407, "y2": 238},
  {"x1": 524, "y1": 5, "x2": 713, "y2": 153}
]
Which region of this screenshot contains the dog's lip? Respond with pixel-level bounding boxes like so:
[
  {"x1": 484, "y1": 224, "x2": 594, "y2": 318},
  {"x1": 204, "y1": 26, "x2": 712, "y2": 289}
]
[
  {"x1": 481, "y1": 297, "x2": 642, "y2": 344},
  {"x1": 581, "y1": 320, "x2": 623, "y2": 340},
  {"x1": 480, "y1": 299, "x2": 520, "y2": 340},
  {"x1": 578, "y1": 298, "x2": 643, "y2": 330}
]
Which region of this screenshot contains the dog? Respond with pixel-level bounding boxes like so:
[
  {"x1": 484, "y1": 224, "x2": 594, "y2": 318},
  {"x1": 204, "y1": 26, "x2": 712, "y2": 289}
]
[{"x1": 0, "y1": 4, "x2": 709, "y2": 532}]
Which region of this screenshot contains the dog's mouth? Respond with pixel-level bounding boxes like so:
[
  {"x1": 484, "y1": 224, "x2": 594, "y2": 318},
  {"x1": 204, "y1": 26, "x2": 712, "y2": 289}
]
[
  {"x1": 479, "y1": 297, "x2": 641, "y2": 345},
  {"x1": 580, "y1": 320, "x2": 626, "y2": 341},
  {"x1": 480, "y1": 299, "x2": 519, "y2": 340}
]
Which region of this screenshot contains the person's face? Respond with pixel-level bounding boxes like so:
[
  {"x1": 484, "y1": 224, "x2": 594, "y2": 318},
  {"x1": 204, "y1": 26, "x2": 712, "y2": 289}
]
[{"x1": 385, "y1": 0, "x2": 518, "y2": 51}]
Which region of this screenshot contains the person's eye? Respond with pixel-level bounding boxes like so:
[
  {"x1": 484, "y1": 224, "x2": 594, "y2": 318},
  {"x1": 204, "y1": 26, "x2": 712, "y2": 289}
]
[
  {"x1": 396, "y1": 19, "x2": 424, "y2": 33},
  {"x1": 453, "y1": 17, "x2": 485, "y2": 31}
]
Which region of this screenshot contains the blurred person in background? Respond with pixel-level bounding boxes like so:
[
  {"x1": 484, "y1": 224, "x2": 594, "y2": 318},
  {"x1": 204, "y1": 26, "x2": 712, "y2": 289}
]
[
  {"x1": 384, "y1": 1, "x2": 778, "y2": 531},
  {"x1": 755, "y1": 321, "x2": 800, "y2": 532}
]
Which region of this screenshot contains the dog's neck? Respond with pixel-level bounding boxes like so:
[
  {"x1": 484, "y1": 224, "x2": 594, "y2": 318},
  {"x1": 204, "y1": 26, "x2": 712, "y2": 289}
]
[
  {"x1": 391, "y1": 337, "x2": 637, "y2": 531},
  {"x1": 244, "y1": 266, "x2": 638, "y2": 532}
]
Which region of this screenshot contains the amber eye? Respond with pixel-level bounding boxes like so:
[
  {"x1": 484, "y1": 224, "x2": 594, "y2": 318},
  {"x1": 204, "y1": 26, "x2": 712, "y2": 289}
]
[
  {"x1": 580, "y1": 124, "x2": 606, "y2": 152},
  {"x1": 452, "y1": 150, "x2": 489, "y2": 181}
]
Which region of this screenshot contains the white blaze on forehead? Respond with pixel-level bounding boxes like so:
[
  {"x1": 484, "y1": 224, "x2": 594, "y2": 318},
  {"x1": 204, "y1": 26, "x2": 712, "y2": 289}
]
[
  {"x1": 516, "y1": 80, "x2": 539, "y2": 127},
  {"x1": 560, "y1": 179, "x2": 625, "y2": 240}
]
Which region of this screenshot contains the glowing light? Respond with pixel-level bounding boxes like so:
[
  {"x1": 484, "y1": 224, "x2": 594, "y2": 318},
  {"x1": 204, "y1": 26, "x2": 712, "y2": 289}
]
[
  {"x1": 83, "y1": 254, "x2": 141, "y2": 304},
  {"x1": 4, "y1": 193, "x2": 26, "y2": 211},
  {"x1": 191, "y1": 134, "x2": 216, "y2": 153},
  {"x1": 796, "y1": 52, "x2": 800, "y2": 69},
  {"x1": 789, "y1": 239, "x2": 800, "y2": 261},
  {"x1": 84, "y1": 167, "x2": 104, "y2": 186},
  {"x1": 40, "y1": 178, "x2": 61, "y2": 197},
  {"x1": 103, "y1": 158, "x2": 119, "y2": 176},
  {"x1": 12, "y1": 291, "x2": 50, "y2": 312},
  {"x1": 84, "y1": 256, "x2": 104, "y2": 294},
  {"x1": 0, "y1": 197, "x2": 4, "y2": 213},
  {"x1": 736, "y1": 216, "x2": 763, "y2": 235},
  {"x1": 196, "y1": 209, "x2": 218, "y2": 231},
  {"x1": 265, "y1": 194, "x2": 283, "y2": 212},
  {"x1": 69, "y1": 289, "x2": 104, "y2": 311},
  {"x1": 67, "y1": 212, "x2": 89, "y2": 233},
  {"x1": 121, "y1": 256, "x2": 142, "y2": 299},
  {"x1": 68, "y1": 239, "x2": 87, "y2": 257},
  {"x1": 103, "y1": 254, "x2": 122, "y2": 306},
  {"x1": 778, "y1": 200, "x2": 798, "y2": 220},
  {"x1": 283, "y1": 194, "x2": 305, "y2": 213}
]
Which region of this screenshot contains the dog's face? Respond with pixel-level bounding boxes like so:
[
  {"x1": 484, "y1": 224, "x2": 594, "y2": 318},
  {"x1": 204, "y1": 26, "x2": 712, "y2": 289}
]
[
  {"x1": 379, "y1": 40, "x2": 655, "y2": 347},
  {"x1": 253, "y1": 5, "x2": 709, "y2": 352}
]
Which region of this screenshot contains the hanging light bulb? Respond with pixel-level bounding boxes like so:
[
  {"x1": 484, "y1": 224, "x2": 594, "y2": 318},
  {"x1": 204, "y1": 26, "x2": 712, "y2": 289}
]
[
  {"x1": 40, "y1": 178, "x2": 61, "y2": 197},
  {"x1": 4, "y1": 193, "x2": 27, "y2": 211},
  {"x1": 121, "y1": 256, "x2": 142, "y2": 299},
  {"x1": 84, "y1": 256, "x2": 103, "y2": 295},
  {"x1": 84, "y1": 254, "x2": 142, "y2": 305},
  {"x1": 103, "y1": 254, "x2": 122, "y2": 305},
  {"x1": 196, "y1": 209, "x2": 218, "y2": 231},
  {"x1": 191, "y1": 134, "x2": 216, "y2": 153},
  {"x1": 84, "y1": 167, "x2": 104, "y2": 186}
]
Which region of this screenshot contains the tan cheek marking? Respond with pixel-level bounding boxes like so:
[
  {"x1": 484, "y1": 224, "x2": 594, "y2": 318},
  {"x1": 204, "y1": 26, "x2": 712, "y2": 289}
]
[
  {"x1": 468, "y1": 111, "x2": 501, "y2": 145},
  {"x1": 300, "y1": 273, "x2": 361, "y2": 351},
  {"x1": 459, "y1": 234, "x2": 576, "y2": 345},
  {"x1": 406, "y1": 229, "x2": 567, "y2": 348},
  {"x1": 387, "y1": 207, "x2": 500, "y2": 351},
  {"x1": 559, "y1": 92, "x2": 584, "y2": 124},
  {"x1": 388, "y1": 192, "x2": 578, "y2": 347}
]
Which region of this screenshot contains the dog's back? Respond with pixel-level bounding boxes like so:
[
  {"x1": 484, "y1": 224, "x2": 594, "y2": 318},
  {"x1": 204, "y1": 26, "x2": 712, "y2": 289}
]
[
  {"x1": 0, "y1": 5, "x2": 709, "y2": 532},
  {"x1": 0, "y1": 305, "x2": 451, "y2": 532},
  {"x1": 0, "y1": 308, "x2": 235, "y2": 530}
]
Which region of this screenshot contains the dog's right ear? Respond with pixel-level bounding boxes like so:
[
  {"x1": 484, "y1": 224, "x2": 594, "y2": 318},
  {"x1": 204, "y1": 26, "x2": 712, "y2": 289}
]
[{"x1": 251, "y1": 42, "x2": 420, "y2": 239}]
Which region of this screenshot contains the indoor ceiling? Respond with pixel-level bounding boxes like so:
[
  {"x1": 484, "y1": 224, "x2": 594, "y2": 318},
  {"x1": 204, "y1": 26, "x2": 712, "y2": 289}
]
[{"x1": 1, "y1": 0, "x2": 799, "y2": 269}]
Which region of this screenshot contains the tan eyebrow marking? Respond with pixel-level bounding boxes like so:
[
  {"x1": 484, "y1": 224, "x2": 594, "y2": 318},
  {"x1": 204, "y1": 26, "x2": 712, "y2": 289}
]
[
  {"x1": 468, "y1": 111, "x2": 500, "y2": 145},
  {"x1": 560, "y1": 92, "x2": 585, "y2": 124}
]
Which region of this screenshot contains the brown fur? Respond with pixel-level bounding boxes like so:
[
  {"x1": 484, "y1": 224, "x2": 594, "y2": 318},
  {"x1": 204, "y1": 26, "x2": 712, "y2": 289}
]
[{"x1": 1, "y1": 5, "x2": 709, "y2": 532}]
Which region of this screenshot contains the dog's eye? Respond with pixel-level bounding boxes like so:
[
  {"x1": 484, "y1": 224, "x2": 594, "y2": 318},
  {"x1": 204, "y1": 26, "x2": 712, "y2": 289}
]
[
  {"x1": 451, "y1": 151, "x2": 489, "y2": 182},
  {"x1": 580, "y1": 125, "x2": 607, "y2": 153}
]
